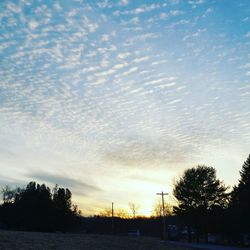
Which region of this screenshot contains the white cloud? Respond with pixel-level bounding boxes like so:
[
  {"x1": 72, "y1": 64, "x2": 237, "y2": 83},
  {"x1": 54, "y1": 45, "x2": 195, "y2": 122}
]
[
  {"x1": 112, "y1": 63, "x2": 128, "y2": 70},
  {"x1": 241, "y1": 63, "x2": 250, "y2": 68},
  {"x1": 166, "y1": 98, "x2": 181, "y2": 104},
  {"x1": 54, "y1": 2, "x2": 62, "y2": 11},
  {"x1": 113, "y1": 3, "x2": 161, "y2": 16},
  {"x1": 95, "y1": 68, "x2": 116, "y2": 77},
  {"x1": 83, "y1": 16, "x2": 99, "y2": 33},
  {"x1": 240, "y1": 91, "x2": 250, "y2": 96},
  {"x1": 145, "y1": 76, "x2": 176, "y2": 86},
  {"x1": 170, "y1": 10, "x2": 184, "y2": 16},
  {"x1": 101, "y1": 34, "x2": 109, "y2": 42},
  {"x1": 97, "y1": 1, "x2": 111, "y2": 9},
  {"x1": 68, "y1": 9, "x2": 78, "y2": 17},
  {"x1": 133, "y1": 56, "x2": 150, "y2": 63},
  {"x1": 151, "y1": 59, "x2": 167, "y2": 65},
  {"x1": 100, "y1": 59, "x2": 109, "y2": 67},
  {"x1": 119, "y1": 0, "x2": 129, "y2": 6},
  {"x1": 160, "y1": 13, "x2": 168, "y2": 20},
  {"x1": 115, "y1": 66, "x2": 138, "y2": 77},
  {"x1": 7, "y1": 2, "x2": 22, "y2": 13},
  {"x1": 245, "y1": 32, "x2": 250, "y2": 37},
  {"x1": 29, "y1": 20, "x2": 39, "y2": 30},
  {"x1": 117, "y1": 52, "x2": 131, "y2": 59}
]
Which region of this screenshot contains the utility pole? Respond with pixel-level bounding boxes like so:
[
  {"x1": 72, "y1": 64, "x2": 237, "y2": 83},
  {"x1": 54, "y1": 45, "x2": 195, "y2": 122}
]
[
  {"x1": 111, "y1": 202, "x2": 114, "y2": 234},
  {"x1": 157, "y1": 191, "x2": 168, "y2": 240}
]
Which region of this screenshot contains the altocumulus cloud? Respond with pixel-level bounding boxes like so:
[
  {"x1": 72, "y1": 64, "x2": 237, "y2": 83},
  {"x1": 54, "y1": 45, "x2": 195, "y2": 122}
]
[{"x1": 0, "y1": 0, "x2": 249, "y2": 214}]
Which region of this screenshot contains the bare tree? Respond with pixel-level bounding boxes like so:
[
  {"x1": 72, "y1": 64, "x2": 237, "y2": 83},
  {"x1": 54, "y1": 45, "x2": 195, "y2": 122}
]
[
  {"x1": 153, "y1": 199, "x2": 162, "y2": 217},
  {"x1": 1, "y1": 185, "x2": 16, "y2": 203},
  {"x1": 116, "y1": 208, "x2": 130, "y2": 218},
  {"x1": 128, "y1": 202, "x2": 139, "y2": 218},
  {"x1": 99, "y1": 208, "x2": 113, "y2": 217},
  {"x1": 153, "y1": 198, "x2": 173, "y2": 217}
]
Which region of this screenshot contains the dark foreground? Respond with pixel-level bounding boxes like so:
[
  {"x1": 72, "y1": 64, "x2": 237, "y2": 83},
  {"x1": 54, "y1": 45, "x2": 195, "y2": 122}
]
[
  {"x1": 0, "y1": 230, "x2": 192, "y2": 250},
  {"x1": 169, "y1": 241, "x2": 250, "y2": 250}
]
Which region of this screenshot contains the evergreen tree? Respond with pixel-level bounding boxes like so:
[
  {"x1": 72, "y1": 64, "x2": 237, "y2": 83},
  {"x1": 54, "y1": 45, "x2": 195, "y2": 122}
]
[
  {"x1": 0, "y1": 181, "x2": 81, "y2": 232},
  {"x1": 231, "y1": 154, "x2": 250, "y2": 233},
  {"x1": 239, "y1": 154, "x2": 250, "y2": 187}
]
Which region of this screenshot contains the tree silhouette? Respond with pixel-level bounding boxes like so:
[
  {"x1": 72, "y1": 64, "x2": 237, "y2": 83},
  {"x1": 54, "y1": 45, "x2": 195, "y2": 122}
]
[
  {"x1": 239, "y1": 154, "x2": 250, "y2": 187},
  {"x1": 52, "y1": 187, "x2": 78, "y2": 231},
  {"x1": 231, "y1": 154, "x2": 250, "y2": 235},
  {"x1": 128, "y1": 202, "x2": 139, "y2": 218},
  {"x1": 1, "y1": 185, "x2": 16, "y2": 204},
  {"x1": 173, "y1": 165, "x2": 229, "y2": 242},
  {"x1": 0, "y1": 181, "x2": 81, "y2": 232},
  {"x1": 53, "y1": 187, "x2": 72, "y2": 211}
]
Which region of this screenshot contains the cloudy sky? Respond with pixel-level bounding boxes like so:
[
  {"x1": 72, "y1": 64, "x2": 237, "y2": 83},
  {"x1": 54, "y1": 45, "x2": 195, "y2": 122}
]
[{"x1": 0, "y1": 0, "x2": 250, "y2": 215}]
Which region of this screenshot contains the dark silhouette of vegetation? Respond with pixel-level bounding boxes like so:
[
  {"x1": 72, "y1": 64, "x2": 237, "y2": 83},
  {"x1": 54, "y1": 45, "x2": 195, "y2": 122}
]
[
  {"x1": 83, "y1": 215, "x2": 179, "y2": 239},
  {"x1": 229, "y1": 154, "x2": 250, "y2": 242},
  {"x1": 173, "y1": 165, "x2": 229, "y2": 242},
  {"x1": 0, "y1": 155, "x2": 250, "y2": 246},
  {"x1": 0, "y1": 181, "x2": 81, "y2": 232}
]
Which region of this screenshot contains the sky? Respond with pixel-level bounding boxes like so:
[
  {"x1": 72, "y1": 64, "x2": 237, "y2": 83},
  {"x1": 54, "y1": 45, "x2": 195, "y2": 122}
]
[{"x1": 0, "y1": 0, "x2": 250, "y2": 216}]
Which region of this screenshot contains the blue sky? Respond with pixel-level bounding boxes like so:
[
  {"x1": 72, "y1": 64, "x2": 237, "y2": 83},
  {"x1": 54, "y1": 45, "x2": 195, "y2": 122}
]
[{"x1": 0, "y1": 0, "x2": 250, "y2": 215}]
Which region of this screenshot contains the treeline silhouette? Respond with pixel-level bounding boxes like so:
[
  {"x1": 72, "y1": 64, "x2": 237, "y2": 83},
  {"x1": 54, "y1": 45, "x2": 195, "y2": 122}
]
[
  {"x1": 88, "y1": 154, "x2": 250, "y2": 245},
  {"x1": 82, "y1": 215, "x2": 179, "y2": 237},
  {"x1": 0, "y1": 182, "x2": 81, "y2": 232},
  {"x1": 172, "y1": 154, "x2": 250, "y2": 244},
  {"x1": 0, "y1": 154, "x2": 249, "y2": 246}
]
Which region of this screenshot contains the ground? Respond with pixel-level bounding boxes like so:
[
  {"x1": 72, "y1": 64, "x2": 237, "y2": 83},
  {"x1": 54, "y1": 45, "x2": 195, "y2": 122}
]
[{"x1": 0, "y1": 230, "x2": 193, "y2": 250}]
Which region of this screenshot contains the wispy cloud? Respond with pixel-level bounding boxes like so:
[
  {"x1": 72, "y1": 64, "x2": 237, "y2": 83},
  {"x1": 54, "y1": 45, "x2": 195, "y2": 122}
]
[{"x1": 29, "y1": 171, "x2": 102, "y2": 195}]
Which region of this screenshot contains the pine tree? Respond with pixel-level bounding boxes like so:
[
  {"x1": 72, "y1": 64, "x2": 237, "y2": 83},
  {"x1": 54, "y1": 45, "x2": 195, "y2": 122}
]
[
  {"x1": 233, "y1": 154, "x2": 250, "y2": 209},
  {"x1": 239, "y1": 154, "x2": 250, "y2": 187},
  {"x1": 231, "y1": 154, "x2": 250, "y2": 233}
]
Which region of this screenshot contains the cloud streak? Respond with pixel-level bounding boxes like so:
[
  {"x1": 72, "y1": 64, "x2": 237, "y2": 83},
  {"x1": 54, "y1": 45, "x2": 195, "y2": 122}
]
[{"x1": 29, "y1": 172, "x2": 102, "y2": 195}]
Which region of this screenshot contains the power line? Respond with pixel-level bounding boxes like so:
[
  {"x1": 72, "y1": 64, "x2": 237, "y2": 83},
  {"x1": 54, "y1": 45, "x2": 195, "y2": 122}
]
[
  {"x1": 157, "y1": 191, "x2": 168, "y2": 240},
  {"x1": 111, "y1": 202, "x2": 114, "y2": 234}
]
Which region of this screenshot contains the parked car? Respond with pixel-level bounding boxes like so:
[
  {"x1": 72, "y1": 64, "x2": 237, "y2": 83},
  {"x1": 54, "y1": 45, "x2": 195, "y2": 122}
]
[
  {"x1": 128, "y1": 229, "x2": 140, "y2": 236},
  {"x1": 243, "y1": 234, "x2": 250, "y2": 246},
  {"x1": 207, "y1": 233, "x2": 217, "y2": 243}
]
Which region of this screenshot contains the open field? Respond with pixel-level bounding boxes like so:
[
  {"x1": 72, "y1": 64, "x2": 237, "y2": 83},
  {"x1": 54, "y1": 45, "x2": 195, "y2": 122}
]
[{"x1": 0, "y1": 230, "x2": 194, "y2": 250}]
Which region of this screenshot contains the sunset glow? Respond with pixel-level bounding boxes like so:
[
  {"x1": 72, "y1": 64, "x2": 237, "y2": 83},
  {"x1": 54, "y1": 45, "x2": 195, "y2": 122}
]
[{"x1": 0, "y1": 0, "x2": 250, "y2": 215}]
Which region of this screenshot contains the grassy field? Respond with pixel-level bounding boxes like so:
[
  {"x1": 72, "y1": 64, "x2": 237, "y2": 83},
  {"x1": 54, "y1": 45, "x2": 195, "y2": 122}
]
[{"x1": 0, "y1": 230, "x2": 194, "y2": 250}]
